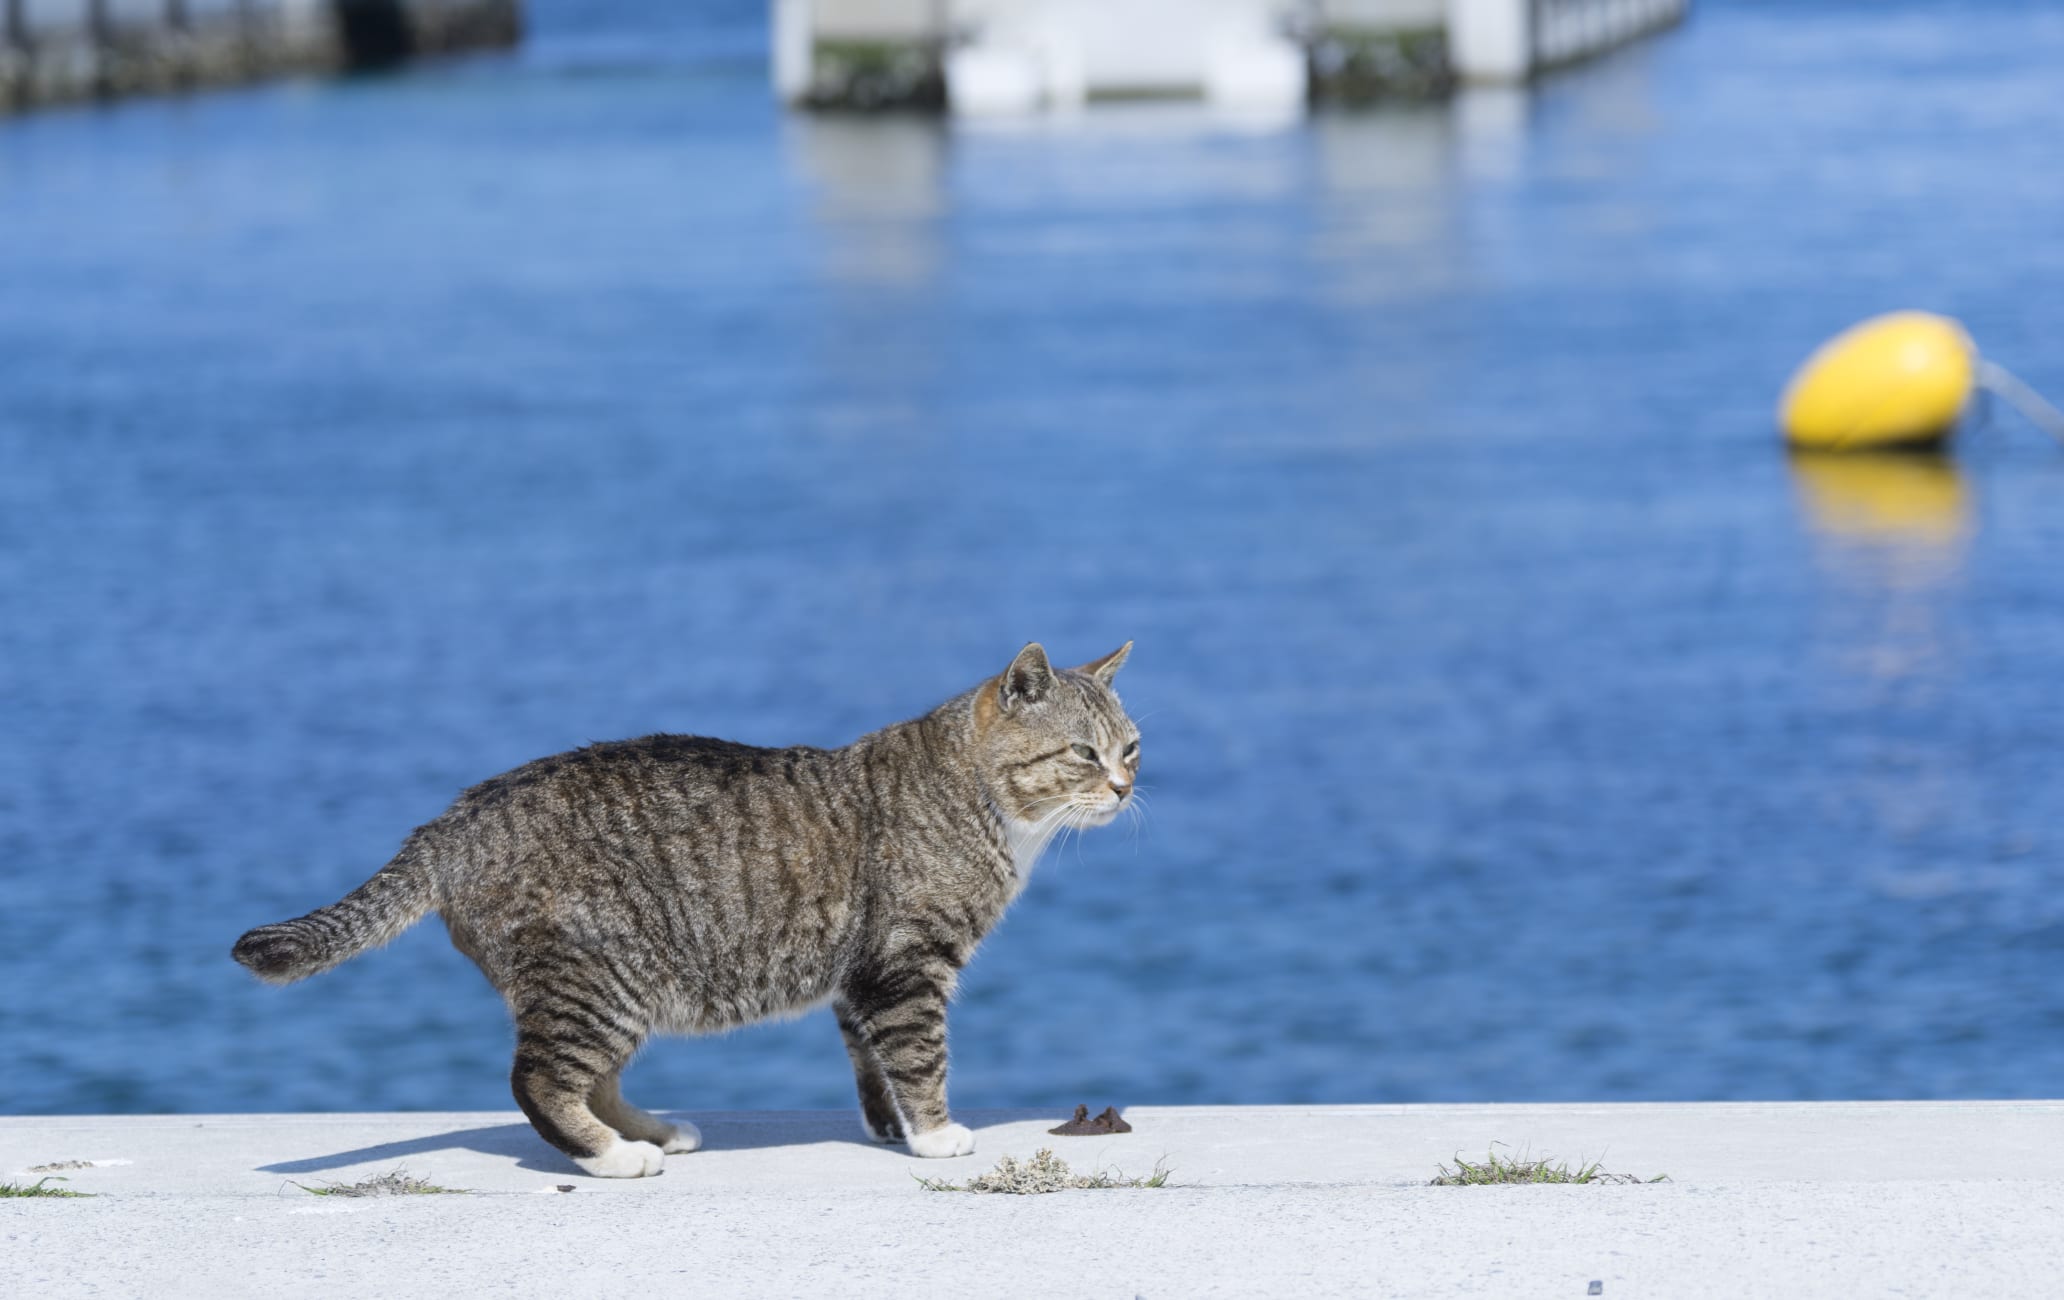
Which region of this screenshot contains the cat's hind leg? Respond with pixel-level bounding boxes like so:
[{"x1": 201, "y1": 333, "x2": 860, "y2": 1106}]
[
  {"x1": 511, "y1": 1008, "x2": 664, "y2": 1178},
  {"x1": 834, "y1": 998, "x2": 906, "y2": 1144},
  {"x1": 591, "y1": 1070, "x2": 701, "y2": 1154}
]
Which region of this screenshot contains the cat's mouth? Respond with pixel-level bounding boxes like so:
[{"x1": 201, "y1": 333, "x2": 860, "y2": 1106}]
[
  {"x1": 1021, "y1": 795, "x2": 1123, "y2": 832},
  {"x1": 1078, "y1": 795, "x2": 1124, "y2": 826}
]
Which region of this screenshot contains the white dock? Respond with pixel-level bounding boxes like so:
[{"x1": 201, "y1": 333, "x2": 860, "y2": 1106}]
[{"x1": 774, "y1": 0, "x2": 1689, "y2": 111}]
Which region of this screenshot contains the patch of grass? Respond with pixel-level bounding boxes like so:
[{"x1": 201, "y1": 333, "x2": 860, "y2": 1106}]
[
  {"x1": 1431, "y1": 1144, "x2": 1668, "y2": 1186},
  {"x1": 0, "y1": 1176, "x2": 92, "y2": 1198},
  {"x1": 917, "y1": 1147, "x2": 1171, "y2": 1195},
  {"x1": 291, "y1": 1168, "x2": 468, "y2": 1198}
]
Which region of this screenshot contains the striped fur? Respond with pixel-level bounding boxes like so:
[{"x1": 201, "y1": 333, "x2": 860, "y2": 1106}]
[{"x1": 233, "y1": 642, "x2": 1139, "y2": 1176}]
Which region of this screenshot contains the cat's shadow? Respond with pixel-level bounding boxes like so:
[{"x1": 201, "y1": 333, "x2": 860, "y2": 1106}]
[{"x1": 257, "y1": 1112, "x2": 881, "y2": 1178}]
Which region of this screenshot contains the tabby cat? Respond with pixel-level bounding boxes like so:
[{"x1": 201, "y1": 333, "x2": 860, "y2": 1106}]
[{"x1": 233, "y1": 642, "x2": 1140, "y2": 1177}]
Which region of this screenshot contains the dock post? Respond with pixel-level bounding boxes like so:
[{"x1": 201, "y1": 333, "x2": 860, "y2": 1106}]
[
  {"x1": 1, "y1": 0, "x2": 21, "y2": 110},
  {"x1": 1447, "y1": 0, "x2": 1531, "y2": 83},
  {"x1": 772, "y1": 0, "x2": 811, "y2": 102},
  {"x1": 87, "y1": 0, "x2": 112, "y2": 95},
  {"x1": 166, "y1": 0, "x2": 191, "y2": 87}
]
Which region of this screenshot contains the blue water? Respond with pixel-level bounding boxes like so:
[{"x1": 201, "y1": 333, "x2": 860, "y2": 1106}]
[{"x1": 6, "y1": 0, "x2": 2064, "y2": 1116}]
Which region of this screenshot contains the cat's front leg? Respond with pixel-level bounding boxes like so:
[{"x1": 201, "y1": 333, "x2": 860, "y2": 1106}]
[{"x1": 840, "y1": 964, "x2": 973, "y2": 1158}]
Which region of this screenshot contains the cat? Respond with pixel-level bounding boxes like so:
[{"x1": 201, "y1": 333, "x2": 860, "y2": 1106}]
[{"x1": 233, "y1": 641, "x2": 1140, "y2": 1177}]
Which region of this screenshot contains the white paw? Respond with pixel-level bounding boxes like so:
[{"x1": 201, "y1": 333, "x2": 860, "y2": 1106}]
[
  {"x1": 861, "y1": 1109, "x2": 905, "y2": 1145},
  {"x1": 575, "y1": 1139, "x2": 666, "y2": 1178},
  {"x1": 660, "y1": 1122, "x2": 702, "y2": 1154},
  {"x1": 906, "y1": 1122, "x2": 976, "y2": 1159}
]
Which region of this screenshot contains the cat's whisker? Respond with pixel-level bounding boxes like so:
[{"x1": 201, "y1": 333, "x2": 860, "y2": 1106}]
[
  {"x1": 1019, "y1": 794, "x2": 1084, "y2": 828},
  {"x1": 1123, "y1": 799, "x2": 1148, "y2": 848},
  {"x1": 1017, "y1": 796, "x2": 1076, "y2": 836},
  {"x1": 1038, "y1": 812, "x2": 1074, "y2": 856},
  {"x1": 1017, "y1": 798, "x2": 1080, "y2": 866},
  {"x1": 1044, "y1": 809, "x2": 1082, "y2": 837}
]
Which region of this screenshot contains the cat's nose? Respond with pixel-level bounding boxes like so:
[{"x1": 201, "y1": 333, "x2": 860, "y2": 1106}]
[{"x1": 1109, "y1": 779, "x2": 1130, "y2": 799}]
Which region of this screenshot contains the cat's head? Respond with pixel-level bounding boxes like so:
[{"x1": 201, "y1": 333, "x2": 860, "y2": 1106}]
[{"x1": 974, "y1": 642, "x2": 1140, "y2": 830}]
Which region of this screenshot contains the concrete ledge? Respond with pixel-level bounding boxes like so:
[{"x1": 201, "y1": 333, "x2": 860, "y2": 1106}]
[{"x1": 7, "y1": 1103, "x2": 2063, "y2": 1296}]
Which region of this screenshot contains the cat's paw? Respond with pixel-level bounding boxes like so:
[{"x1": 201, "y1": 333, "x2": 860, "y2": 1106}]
[
  {"x1": 906, "y1": 1122, "x2": 976, "y2": 1159},
  {"x1": 860, "y1": 1109, "x2": 905, "y2": 1144},
  {"x1": 660, "y1": 1122, "x2": 702, "y2": 1154},
  {"x1": 575, "y1": 1139, "x2": 666, "y2": 1178}
]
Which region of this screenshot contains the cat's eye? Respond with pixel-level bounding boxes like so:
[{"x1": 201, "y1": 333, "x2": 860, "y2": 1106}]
[
  {"x1": 1070, "y1": 743, "x2": 1098, "y2": 763},
  {"x1": 1123, "y1": 740, "x2": 1139, "y2": 758}
]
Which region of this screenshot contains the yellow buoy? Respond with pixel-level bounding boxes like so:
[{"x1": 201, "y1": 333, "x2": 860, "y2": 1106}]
[{"x1": 1779, "y1": 311, "x2": 1975, "y2": 451}]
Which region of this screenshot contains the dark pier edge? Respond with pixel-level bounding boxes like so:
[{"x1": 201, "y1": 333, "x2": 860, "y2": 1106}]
[
  {"x1": 335, "y1": 0, "x2": 524, "y2": 69},
  {"x1": 793, "y1": 26, "x2": 1459, "y2": 115},
  {"x1": 1306, "y1": 25, "x2": 1453, "y2": 103}
]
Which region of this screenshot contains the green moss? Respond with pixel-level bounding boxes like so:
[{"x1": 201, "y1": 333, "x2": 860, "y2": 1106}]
[
  {"x1": 292, "y1": 1168, "x2": 468, "y2": 1197},
  {"x1": 917, "y1": 1148, "x2": 1172, "y2": 1194},
  {"x1": 0, "y1": 1176, "x2": 93, "y2": 1198},
  {"x1": 1432, "y1": 1145, "x2": 1669, "y2": 1186}
]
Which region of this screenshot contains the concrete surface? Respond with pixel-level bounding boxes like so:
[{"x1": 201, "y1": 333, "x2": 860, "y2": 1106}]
[{"x1": 5, "y1": 1102, "x2": 2061, "y2": 1297}]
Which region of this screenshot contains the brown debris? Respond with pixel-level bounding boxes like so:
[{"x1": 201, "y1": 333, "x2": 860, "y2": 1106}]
[{"x1": 1049, "y1": 1105, "x2": 1132, "y2": 1136}]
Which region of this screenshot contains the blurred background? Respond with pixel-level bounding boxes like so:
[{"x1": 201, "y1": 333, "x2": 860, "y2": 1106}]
[{"x1": 5, "y1": 0, "x2": 2064, "y2": 1116}]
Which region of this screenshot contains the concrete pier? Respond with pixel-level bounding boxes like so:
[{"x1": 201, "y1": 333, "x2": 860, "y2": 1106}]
[
  {"x1": 7, "y1": 1102, "x2": 2063, "y2": 1296},
  {"x1": 0, "y1": 0, "x2": 522, "y2": 115},
  {"x1": 776, "y1": 0, "x2": 1689, "y2": 112}
]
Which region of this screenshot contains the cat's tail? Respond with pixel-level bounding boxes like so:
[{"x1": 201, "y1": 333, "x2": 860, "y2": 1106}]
[{"x1": 232, "y1": 839, "x2": 437, "y2": 985}]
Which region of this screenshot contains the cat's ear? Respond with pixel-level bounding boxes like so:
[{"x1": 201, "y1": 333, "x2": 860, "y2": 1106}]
[
  {"x1": 1000, "y1": 642, "x2": 1056, "y2": 710},
  {"x1": 1075, "y1": 641, "x2": 1132, "y2": 686}
]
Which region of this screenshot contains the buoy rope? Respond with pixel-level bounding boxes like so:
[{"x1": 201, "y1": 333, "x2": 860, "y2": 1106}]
[{"x1": 1976, "y1": 360, "x2": 2064, "y2": 445}]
